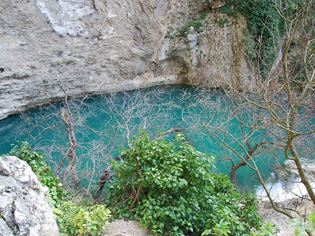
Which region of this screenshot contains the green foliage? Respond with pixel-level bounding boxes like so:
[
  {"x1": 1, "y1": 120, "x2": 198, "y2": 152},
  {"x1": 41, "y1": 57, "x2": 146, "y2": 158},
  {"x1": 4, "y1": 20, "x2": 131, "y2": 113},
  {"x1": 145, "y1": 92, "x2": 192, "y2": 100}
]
[
  {"x1": 54, "y1": 201, "x2": 111, "y2": 236},
  {"x1": 250, "y1": 222, "x2": 279, "y2": 236},
  {"x1": 215, "y1": 16, "x2": 229, "y2": 27},
  {"x1": 243, "y1": 29, "x2": 257, "y2": 60},
  {"x1": 199, "y1": 12, "x2": 208, "y2": 20},
  {"x1": 202, "y1": 219, "x2": 231, "y2": 236},
  {"x1": 10, "y1": 142, "x2": 111, "y2": 236},
  {"x1": 177, "y1": 21, "x2": 203, "y2": 38},
  {"x1": 220, "y1": 0, "x2": 283, "y2": 71},
  {"x1": 108, "y1": 132, "x2": 262, "y2": 236},
  {"x1": 10, "y1": 142, "x2": 67, "y2": 206},
  {"x1": 289, "y1": 211, "x2": 315, "y2": 236},
  {"x1": 169, "y1": 11, "x2": 208, "y2": 39}
]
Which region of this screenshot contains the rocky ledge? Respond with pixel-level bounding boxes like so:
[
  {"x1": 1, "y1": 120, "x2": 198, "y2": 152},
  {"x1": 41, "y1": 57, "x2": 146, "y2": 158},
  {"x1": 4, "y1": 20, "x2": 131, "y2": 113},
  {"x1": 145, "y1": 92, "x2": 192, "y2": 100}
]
[
  {"x1": 256, "y1": 160, "x2": 315, "y2": 202},
  {"x1": 0, "y1": 0, "x2": 248, "y2": 120},
  {"x1": 0, "y1": 156, "x2": 59, "y2": 236}
]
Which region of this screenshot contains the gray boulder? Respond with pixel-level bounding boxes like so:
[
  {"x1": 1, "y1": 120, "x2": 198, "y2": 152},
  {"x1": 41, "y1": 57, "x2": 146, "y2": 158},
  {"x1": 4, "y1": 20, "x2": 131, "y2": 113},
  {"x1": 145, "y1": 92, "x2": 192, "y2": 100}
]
[
  {"x1": 104, "y1": 219, "x2": 151, "y2": 236},
  {"x1": 0, "y1": 156, "x2": 59, "y2": 236}
]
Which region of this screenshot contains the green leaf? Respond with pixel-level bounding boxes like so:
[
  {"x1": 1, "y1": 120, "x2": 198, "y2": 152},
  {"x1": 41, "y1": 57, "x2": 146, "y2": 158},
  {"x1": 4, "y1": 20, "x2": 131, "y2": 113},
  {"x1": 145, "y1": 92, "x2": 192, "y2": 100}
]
[{"x1": 107, "y1": 132, "x2": 262, "y2": 236}]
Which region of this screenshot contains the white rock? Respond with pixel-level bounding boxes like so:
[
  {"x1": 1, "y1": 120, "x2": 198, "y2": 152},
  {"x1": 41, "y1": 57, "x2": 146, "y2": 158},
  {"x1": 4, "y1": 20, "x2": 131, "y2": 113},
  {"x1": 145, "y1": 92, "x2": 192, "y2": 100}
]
[{"x1": 0, "y1": 156, "x2": 59, "y2": 236}]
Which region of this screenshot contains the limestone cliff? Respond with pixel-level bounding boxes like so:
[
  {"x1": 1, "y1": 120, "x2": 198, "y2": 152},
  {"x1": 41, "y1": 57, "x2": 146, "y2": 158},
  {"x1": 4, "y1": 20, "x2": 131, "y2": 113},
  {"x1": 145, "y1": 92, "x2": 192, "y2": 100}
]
[
  {"x1": 0, "y1": 156, "x2": 59, "y2": 236},
  {"x1": 0, "y1": 0, "x2": 248, "y2": 120}
]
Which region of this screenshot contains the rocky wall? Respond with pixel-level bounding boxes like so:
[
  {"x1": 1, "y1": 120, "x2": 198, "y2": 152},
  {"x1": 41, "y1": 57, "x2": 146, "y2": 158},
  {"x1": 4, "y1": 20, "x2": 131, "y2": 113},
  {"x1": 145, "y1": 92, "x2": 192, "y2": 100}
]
[
  {"x1": 0, "y1": 156, "x2": 59, "y2": 236},
  {"x1": 0, "y1": 0, "x2": 248, "y2": 119}
]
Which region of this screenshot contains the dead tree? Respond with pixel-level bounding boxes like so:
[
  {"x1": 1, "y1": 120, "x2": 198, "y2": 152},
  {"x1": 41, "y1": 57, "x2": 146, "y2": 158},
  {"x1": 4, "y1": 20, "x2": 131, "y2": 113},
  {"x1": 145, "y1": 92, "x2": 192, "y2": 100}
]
[
  {"x1": 60, "y1": 108, "x2": 80, "y2": 187},
  {"x1": 204, "y1": 0, "x2": 315, "y2": 226}
]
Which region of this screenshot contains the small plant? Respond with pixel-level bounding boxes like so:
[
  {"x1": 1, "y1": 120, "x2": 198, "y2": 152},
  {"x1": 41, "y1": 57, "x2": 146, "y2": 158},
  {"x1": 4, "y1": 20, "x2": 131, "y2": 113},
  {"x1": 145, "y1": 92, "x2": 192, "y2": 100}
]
[
  {"x1": 215, "y1": 16, "x2": 229, "y2": 27},
  {"x1": 177, "y1": 21, "x2": 202, "y2": 38},
  {"x1": 54, "y1": 201, "x2": 111, "y2": 236},
  {"x1": 202, "y1": 219, "x2": 231, "y2": 236},
  {"x1": 289, "y1": 211, "x2": 315, "y2": 236},
  {"x1": 250, "y1": 222, "x2": 279, "y2": 236},
  {"x1": 199, "y1": 12, "x2": 207, "y2": 20}
]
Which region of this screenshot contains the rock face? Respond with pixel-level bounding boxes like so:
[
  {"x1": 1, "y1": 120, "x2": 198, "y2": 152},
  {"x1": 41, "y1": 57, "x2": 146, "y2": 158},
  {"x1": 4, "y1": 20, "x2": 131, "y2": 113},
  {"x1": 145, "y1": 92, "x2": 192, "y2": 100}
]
[
  {"x1": 280, "y1": 160, "x2": 315, "y2": 183},
  {"x1": 0, "y1": 0, "x2": 248, "y2": 120},
  {"x1": 0, "y1": 156, "x2": 59, "y2": 236},
  {"x1": 104, "y1": 220, "x2": 151, "y2": 236},
  {"x1": 256, "y1": 160, "x2": 315, "y2": 202}
]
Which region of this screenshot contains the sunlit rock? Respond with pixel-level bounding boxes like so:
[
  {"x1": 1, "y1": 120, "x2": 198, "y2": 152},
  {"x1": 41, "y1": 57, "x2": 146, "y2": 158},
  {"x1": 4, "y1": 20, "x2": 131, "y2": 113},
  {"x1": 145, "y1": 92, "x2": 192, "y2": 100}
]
[
  {"x1": 0, "y1": 0, "x2": 248, "y2": 120},
  {"x1": 0, "y1": 156, "x2": 59, "y2": 236}
]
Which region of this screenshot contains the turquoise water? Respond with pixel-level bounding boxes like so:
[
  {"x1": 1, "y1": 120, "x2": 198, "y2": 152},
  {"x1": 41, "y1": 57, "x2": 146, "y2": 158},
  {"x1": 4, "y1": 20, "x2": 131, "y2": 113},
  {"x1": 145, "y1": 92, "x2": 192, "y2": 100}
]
[{"x1": 0, "y1": 85, "x2": 280, "y2": 192}]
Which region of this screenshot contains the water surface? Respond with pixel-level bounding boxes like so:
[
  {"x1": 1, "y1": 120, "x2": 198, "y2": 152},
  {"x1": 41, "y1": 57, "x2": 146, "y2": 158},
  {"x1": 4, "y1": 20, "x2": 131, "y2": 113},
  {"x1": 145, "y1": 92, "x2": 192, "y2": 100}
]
[{"x1": 0, "y1": 85, "x2": 288, "y2": 192}]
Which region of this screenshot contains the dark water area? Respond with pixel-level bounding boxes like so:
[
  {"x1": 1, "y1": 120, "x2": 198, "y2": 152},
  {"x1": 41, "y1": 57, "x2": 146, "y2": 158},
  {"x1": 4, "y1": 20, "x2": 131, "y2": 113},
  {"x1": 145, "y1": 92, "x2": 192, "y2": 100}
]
[{"x1": 0, "y1": 85, "x2": 290, "y2": 192}]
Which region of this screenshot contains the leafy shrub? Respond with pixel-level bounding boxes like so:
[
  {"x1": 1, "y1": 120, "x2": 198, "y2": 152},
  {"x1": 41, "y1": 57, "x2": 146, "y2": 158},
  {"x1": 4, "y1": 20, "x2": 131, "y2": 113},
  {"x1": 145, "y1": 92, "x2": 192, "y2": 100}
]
[
  {"x1": 108, "y1": 132, "x2": 262, "y2": 236},
  {"x1": 215, "y1": 16, "x2": 229, "y2": 27},
  {"x1": 54, "y1": 201, "x2": 111, "y2": 236},
  {"x1": 177, "y1": 21, "x2": 203, "y2": 37},
  {"x1": 250, "y1": 222, "x2": 279, "y2": 236}
]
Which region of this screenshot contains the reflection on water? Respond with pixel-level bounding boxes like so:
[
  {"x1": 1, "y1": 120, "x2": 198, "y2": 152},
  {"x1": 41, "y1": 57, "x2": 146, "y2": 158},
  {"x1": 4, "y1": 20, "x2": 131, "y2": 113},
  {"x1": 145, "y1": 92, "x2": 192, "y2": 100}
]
[{"x1": 1, "y1": 85, "x2": 311, "y2": 193}]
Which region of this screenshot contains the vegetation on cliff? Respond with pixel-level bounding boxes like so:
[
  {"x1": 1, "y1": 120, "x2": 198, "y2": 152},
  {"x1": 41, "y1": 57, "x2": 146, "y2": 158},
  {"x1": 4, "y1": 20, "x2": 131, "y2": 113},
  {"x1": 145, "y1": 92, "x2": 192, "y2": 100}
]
[
  {"x1": 8, "y1": 137, "x2": 271, "y2": 236},
  {"x1": 10, "y1": 142, "x2": 111, "y2": 236},
  {"x1": 1, "y1": 0, "x2": 314, "y2": 235},
  {"x1": 221, "y1": 0, "x2": 283, "y2": 66}
]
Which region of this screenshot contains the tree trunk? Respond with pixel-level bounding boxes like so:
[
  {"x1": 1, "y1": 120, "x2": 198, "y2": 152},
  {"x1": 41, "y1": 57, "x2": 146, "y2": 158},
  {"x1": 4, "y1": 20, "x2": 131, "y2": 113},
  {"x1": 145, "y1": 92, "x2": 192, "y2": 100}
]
[
  {"x1": 61, "y1": 108, "x2": 80, "y2": 187},
  {"x1": 96, "y1": 165, "x2": 115, "y2": 196},
  {"x1": 290, "y1": 142, "x2": 315, "y2": 205},
  {"x1": 230, "y1": 144, "x2": 256, "y2": 185},
  {"x1": 230, "y1": 160, "x2": 247, "y2": 185}
]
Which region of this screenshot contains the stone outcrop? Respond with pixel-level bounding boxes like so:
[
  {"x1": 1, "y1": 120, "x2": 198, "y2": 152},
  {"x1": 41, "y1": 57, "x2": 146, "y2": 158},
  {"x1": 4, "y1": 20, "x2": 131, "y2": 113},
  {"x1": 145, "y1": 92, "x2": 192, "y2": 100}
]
[
  {"x1": 0, "y1": 156, "x2": 59, "y2": 236},
  {"x1": 104, "y1": 220, "x2": 151, "y2": 236},
  {"x1": 0, "y1": 0, "x2": 248, "y2": 120},
  {"x1": 256, "y1": 160, "x2": 315, "y2": 235},
  {"x1": 277, "y1": 160, "x2": 315, "y2": 183},
  {"x1": 256, "y1": 160, "x2": 315, "y2": 202}
]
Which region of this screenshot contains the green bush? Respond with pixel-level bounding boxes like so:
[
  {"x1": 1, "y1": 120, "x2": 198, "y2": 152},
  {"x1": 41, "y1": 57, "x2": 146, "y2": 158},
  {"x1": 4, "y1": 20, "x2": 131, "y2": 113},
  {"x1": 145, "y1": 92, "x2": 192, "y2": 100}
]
[
  {"x1": 177, "y1": 21, "x2": 203, "y2": 38},
  {"x1": 54, "y1": 201, "x2": 111, "y2": 236},
  {"x1": 108, "y1": 132, "x2": 262, "y2": 236},
  {"x1": 215, "y1": 16, "x2": 229, "y2": 27},
  {"x1": 250, "y1": 222, "x2": 279, "y2": 236}
]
